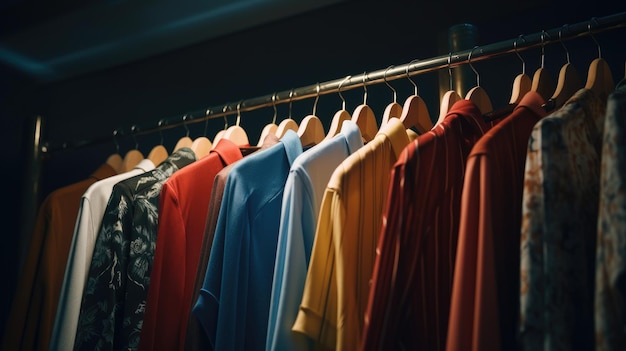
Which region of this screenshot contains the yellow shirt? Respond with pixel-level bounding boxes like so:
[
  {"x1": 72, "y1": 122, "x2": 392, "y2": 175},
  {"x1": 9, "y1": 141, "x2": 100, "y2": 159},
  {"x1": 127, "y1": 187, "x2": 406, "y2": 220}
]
[{"x1": 292, "y1": 118, "x2": 410, "y2": 350}]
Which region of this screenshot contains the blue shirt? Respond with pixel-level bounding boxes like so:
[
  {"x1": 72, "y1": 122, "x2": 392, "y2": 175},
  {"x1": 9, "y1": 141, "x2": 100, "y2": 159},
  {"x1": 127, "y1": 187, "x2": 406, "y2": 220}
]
[
  {"x1": 266, "y1": 121, "x2": 363, "y2": 351},
  {"x1": 193, "y1": 130, "x2": 302, "y2": 351}
]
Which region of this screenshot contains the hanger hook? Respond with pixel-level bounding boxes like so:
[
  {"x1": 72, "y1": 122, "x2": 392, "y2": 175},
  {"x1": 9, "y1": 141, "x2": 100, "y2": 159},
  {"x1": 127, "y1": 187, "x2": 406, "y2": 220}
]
[
  {"x1": 288, "y1": 88, "x2": 294, "y2": 119},
  {"x1": 588, "y1": 18, "x2": 602, "y2": 58},
  {"x1": 559, "y1": 25, "x2": 571, "y2": 64},
  {"x1": 468, "y1": 46, "x2": 481, "y2": 86},
  {"x1": 312, "y1": 83, "x2": 320, "y2": 116},
  {"x1": 203, "y1": 111, "x2": 210, "y2": 137},
  {"x1": 406, "y1": 59, "x2": 419, "y2": 95},
  {"x1": 271, "y1": 92, "x2": 277, "y2": 124},
  {"x1": 338, "y1": 75, "x2": 350, "y2": 110},
  {"x1": 130, "y1": 125, "x2": 139, "y2": 149},
  {"x1": 384, "y1": 65, "x2": 397, "y2": 103},
  {"x1": 236, "y1": 100, "x2": 243, "y2": 126},
  {"x1": 157, "y1": 119, "x2": 165, "y2": 144},
  {"x1": 514, "y1": 34, "x2": 527, "y2": 75},
  {"x1": 112, "y1": 129, "x2": 120, "y2": 154},
  {"x1": 181, "y1": 115, "x2": 191, "y2": 137},
  {"x1": 539, "y1": 30, "x2": 553, "y2": 68},
  {"x1": 222, "y1": 105, "x2": 229, "y2": 131},
  {"x1": 362, "y1": 71, "x2": 368, "y2": 105},
  {"x1": 448, "y1": 52, "x2": 454, "y2": 91}
]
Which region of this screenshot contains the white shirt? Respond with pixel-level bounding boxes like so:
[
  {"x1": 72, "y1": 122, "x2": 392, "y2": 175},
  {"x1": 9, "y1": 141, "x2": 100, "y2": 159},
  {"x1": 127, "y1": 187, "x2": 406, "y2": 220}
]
[{"x1": 49, "y1": 158, "x2": 154, "y2": 351}]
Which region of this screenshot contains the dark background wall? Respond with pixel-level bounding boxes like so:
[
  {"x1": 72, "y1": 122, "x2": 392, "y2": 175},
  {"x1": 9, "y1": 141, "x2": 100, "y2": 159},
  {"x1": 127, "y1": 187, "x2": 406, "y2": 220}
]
[{"x1": 1, "y1": 0, "x2": 625, "y2": 335}]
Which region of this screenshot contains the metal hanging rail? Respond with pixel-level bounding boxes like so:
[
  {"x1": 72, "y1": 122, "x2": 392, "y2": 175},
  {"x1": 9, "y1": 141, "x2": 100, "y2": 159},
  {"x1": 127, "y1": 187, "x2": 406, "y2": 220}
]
[{"x1": 43, "y1": 12, "x2": 626, "y2": 153}]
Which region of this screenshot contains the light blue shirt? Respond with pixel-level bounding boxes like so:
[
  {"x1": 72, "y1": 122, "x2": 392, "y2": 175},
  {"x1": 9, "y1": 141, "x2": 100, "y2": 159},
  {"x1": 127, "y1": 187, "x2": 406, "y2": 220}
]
[
  {"x1": 193, "y1": 130, "x2": 302, "y2": 351},
  {"x1": 266, "y1": 121, "x2": 363, "y2": 351}
]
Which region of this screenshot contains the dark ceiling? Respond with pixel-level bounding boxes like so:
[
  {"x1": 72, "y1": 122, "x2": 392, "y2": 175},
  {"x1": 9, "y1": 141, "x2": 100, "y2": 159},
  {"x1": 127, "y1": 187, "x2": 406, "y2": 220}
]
[{"x1": 0, "y1": 0, "x2": 346, "y2": 84}]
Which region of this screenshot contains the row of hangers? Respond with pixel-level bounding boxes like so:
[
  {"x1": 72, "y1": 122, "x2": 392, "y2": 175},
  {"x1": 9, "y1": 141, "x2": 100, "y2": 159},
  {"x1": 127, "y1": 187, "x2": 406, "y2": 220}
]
[{"x1": 107, "y1": 22, "x2": 619, "y2": 175}]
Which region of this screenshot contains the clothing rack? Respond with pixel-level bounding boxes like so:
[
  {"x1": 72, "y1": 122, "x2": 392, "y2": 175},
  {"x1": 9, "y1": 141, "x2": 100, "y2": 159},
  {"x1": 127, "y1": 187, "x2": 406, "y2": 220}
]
[{"x1": 40, "y1": 11, "x2": 626, "y2": 154}]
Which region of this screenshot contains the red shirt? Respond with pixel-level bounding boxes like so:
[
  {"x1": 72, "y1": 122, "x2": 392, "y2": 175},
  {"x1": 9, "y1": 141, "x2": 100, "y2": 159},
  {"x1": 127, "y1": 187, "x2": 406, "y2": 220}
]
[
  {"x1": 361, "y1": 100, "x2": 492, "y2": 351},
  {"x1": 446, "y1": 92, "x2": 547, "y2": 351},
  {"x1": 138, "y1": 139, "x2": 242, "y2": 351}
]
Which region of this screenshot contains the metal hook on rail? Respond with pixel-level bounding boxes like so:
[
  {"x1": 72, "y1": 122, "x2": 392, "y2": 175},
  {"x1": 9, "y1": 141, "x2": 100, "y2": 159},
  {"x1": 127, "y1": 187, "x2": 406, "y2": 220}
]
[
  {"x1": 406, "y1": 59, "x2": 420, "y2": 95},
  {"x1": 384, "y1": 65, "x2": 397, "y2": 103},
  {"x1": 338, "y1": 75, "x2": 351, "y2": 110}
]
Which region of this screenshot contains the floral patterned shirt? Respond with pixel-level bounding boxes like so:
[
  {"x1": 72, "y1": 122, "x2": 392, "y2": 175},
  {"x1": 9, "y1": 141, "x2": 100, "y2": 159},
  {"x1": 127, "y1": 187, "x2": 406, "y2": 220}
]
[
  {"x1": 519, "y1": 88, "x2": 607, "y2": 351},
  {"x1": 74, "y1": 148, "x2": 195, "y2": 351},
  {"x1": 595, "y1": 79, "x2": 626, "y2": 351}
]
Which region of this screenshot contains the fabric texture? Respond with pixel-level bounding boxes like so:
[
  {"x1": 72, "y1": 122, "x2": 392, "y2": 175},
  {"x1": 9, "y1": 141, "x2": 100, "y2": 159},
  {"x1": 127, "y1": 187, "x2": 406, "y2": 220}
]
[
  {"x1": 446, "y1": 92, "x2": 548, "y2": 351},
  {"x1": 267, "y1": 121, "x2": 363, "y2": 351},
  {"x1": 2, "y1": 163, "x2": 116, "y2": 351},
  {"x1": 361, "y1": 100, "x2": 493, "y2": 351},
  {"x1": 292, "y1": 118, "x2": 410, "y2": 350},
  {"x1": 50, "y1": 159, "x2": 154, "y2": 351},
  {"x1": 192, "y1": 131, "x2": 302, "y2": 351},
  {"x1": 519, "y1": 88, "x2": 606, "y2": 351},
  {"x1": 184, "y1": 134, "x2": 279, "y2": 351},
  {"x1": 595, "y1": 79, "x2": 626, "y2": 351},
  {"x1": 74, "y1": 149, "x2": 195, "y2": 351},
  {"x1": 139, "y1": 140, "x2": 242, "y2": 351}
]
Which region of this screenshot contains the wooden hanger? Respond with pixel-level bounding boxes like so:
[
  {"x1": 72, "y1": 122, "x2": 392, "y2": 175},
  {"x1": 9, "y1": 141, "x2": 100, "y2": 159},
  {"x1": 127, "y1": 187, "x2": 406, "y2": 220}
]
[
  {"x1": 106, "y1": 153, "x2": 123, "y2": 173},
  {"x1": 211, "y1": 110, "x2": 229, "y2": 150},
  {"x1": 191, "y1": 137, "x2": 212, "y2": 159},
  {"x1": 324, "y1": 75, "x2": 352, "y2": 141},
  {"x1": 297, "y1": 83, "x2": 325, "y2": 147},
  {"x1": 509, "y1": 36, "x2": 532, "y2": 104},
  {"x1": 351, "y1": 72, "x2": 379, "y2": 142},
  {"x1": 380, "y1": 66, "x2": 403, "y2": 128},
  {"x1": 257, "y1": 93, "x2": 279, "y2": 146},
  {"x1": 465, "y1": 46, "x2": 493, "y2": 114},
  {"x1": 222, "y1": 101, "x2": 250, "y2": 146},
  {"x1": 436, "y1": 53, "x2": 462, "y2": 126},
  {"x1": 400, "y1": 61, "x2": 433, "y2": 133},
  {"x1": 275, "y1": 89, "x2": 299, "y2": 139},
  {"x1": 146, "y1": 121, "x2": 169, "y2": 166},
  {"x1": 584, "y1": 23, "x2": 615, "y2": 98},
  {"x1": 174, "y1": 115, "x2": 194, "y2": 152},
  {"x1": 298, "y1": 116, "x2": 325, "y2": 147},
  {"x1": 546, "y1": 27, "x2": 582, "y2": 110},
  {"x1": 531, "y1": 31, "x2": 555, "y2": 101},
  {"x1": 122, "y1": 126, "x2": 144, "y2": 172}
]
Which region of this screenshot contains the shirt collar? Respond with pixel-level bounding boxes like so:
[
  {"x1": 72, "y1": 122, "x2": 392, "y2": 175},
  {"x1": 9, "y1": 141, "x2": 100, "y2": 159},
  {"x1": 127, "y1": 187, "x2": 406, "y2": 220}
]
[
  {"x1": 376, "y1": 117, "x2": 410, "y2": 159},
  {"x1": 515, "y1": 91, "x2": 547, "y2": 118},
  {"x1": 133, "y1": 158, "x2": 155, "y2": 173},
  {"x1": 211, "y1": 138, "x2": 244, "y2": 166},
  {"x1": 339, "y1": 120, "x2": 364, "y2": 154},
  {"x1": 280, "y1": 129, "x2": 303, "y2": 166}
]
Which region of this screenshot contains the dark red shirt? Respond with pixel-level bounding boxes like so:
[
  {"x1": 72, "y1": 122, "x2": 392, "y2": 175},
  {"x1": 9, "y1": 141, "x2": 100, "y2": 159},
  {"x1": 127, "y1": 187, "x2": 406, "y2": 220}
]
[
  {"x1": 361, "y1": 100, "x2": 492, "y2": 351},
  {"x1": 447, "y1": 92, "x2": 547, "y2": 351}
]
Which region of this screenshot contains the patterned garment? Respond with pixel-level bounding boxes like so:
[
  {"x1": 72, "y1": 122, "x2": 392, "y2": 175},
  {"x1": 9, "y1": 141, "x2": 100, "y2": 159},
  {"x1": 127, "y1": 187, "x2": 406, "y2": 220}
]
[
  {"x1": 74, "y1": 149, "x2": 195, "y2": 351},
  {"x1": 595, "y1": 79, "x2": 626, "y2": 351},
  {"x1": 519, "y1": 88, "x2": 606, "y2": 351}
]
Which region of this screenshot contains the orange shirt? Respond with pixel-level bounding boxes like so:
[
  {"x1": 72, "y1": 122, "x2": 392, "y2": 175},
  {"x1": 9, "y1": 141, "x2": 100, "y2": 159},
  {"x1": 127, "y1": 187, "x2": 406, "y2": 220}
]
[{"x1": 2, "y1": 163, "x2": 116, "y2": 351}]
